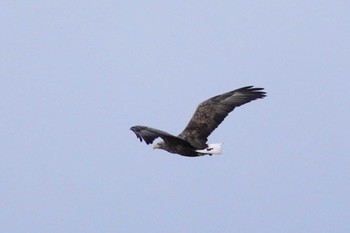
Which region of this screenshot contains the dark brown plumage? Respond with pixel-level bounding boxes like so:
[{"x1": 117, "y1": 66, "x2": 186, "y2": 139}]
[{"x1": 130, "y1": 86, "x2": 266, "y2": 157}]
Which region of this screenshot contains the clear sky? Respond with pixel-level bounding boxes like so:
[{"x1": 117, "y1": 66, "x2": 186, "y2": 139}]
[{"x1": 1, "y1": 1, "x2": 349, "y2": 233}]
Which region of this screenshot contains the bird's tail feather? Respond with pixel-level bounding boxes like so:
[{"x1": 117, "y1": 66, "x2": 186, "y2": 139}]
[{"x1": 196, "y1": 143, "x2": 222, "y2": 155}]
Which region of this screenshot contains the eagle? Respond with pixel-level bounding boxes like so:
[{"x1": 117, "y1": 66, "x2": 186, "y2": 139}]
[{"x1": 130, "y1": 86, "x2": 266, "y2": 157}]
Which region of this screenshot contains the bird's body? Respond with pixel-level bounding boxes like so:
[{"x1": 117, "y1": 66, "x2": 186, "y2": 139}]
[{"x1": 130, "y1": 86, "x2": 266, "y2": 157}]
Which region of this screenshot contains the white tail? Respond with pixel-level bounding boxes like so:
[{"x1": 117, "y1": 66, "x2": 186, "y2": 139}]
[{"x1": 196, "y1": 143, "x2": 222, "y2": 155}]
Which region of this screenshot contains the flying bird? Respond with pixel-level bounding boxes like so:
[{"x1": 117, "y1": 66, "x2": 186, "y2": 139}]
[{"x1": 130, "y1": 86, "x2": 266, "y2": 157}]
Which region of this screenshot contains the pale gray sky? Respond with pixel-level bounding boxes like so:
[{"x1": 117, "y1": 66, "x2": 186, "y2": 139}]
[{"x1": 1, "y1": 1, "x2": 349, "y2": 233}]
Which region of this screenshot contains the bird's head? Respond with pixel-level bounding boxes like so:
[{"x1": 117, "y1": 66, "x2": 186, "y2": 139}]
[{"x1": 153, "y1": 141, "x2": 165, "y2": 150}]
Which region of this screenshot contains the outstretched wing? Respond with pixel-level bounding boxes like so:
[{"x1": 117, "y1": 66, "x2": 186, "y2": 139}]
[
  {"x1": 178, "y1": 86, "x2": 266, "y2": 148},
  {"x1": 130, "y1": 125, "x2": 182, "y2": 145}
]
